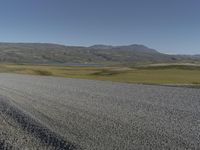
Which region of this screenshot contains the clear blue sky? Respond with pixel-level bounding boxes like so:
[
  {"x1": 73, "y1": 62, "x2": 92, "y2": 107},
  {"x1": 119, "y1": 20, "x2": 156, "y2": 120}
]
[{"x1": 0, "y1": 0, "x2": 199, "y2": 54}]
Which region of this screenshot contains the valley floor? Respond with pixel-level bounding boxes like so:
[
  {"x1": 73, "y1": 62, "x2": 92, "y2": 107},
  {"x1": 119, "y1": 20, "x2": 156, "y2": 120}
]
[{"x1": 0, "y1": 63, "x2": 200, "y2": 86}]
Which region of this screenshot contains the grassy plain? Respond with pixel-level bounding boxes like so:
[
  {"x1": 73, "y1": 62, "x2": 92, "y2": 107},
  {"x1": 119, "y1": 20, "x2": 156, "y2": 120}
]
[{"x1": 0, "y1": 63, "x2": 200, "y2": 85}]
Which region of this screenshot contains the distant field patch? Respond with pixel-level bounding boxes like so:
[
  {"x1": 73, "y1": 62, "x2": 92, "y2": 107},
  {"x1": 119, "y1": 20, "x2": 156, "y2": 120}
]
[{"x1": 0, "y1": 63, "x2": 200, "y2": 86}]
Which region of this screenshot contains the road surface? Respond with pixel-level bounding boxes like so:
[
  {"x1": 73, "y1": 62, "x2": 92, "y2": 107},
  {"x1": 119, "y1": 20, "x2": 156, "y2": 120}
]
[{"x1": 0, "y1": 73, "x2": 200, "y2": 149}]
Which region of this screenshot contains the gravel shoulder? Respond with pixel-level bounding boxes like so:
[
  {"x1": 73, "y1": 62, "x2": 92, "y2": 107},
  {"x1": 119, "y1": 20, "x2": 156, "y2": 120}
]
[{"x1": 0, "y1": 73, "x2": 200, "y2": 149}]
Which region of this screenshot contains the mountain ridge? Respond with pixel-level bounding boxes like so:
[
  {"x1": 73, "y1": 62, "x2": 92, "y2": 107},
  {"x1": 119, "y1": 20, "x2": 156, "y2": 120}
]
[{"x1": 0, "y1": 42, "x2": 199, "y2": 65}]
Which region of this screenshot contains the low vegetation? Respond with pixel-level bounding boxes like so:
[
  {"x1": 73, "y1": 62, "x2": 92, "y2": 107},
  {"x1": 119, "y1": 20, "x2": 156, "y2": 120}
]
[{"x1": 0, "y1": 63, "x2": 200, "y2": 86}]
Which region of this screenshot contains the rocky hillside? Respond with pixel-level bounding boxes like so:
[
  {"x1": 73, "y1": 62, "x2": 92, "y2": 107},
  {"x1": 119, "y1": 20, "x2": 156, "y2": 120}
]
[{"x1": 0, "y1": 43, "x2": 198, "y2": 65}]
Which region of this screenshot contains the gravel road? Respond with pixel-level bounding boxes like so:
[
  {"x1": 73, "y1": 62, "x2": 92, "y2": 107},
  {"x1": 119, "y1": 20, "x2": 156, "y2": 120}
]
[{"x1": 0, "y1": 73, "x2": 200, "y2": 149}]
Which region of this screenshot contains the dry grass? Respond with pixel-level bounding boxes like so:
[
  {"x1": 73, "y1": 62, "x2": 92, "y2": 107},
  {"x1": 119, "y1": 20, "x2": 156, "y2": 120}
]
[{"x1": 0, "y1": 63, "x2": 200, "y2": 85}]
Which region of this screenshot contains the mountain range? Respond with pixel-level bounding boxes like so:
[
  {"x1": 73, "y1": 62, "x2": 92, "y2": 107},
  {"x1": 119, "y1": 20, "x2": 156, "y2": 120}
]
[{"x1": 0, "y1": 42, "x2": 199, "y2": 65}]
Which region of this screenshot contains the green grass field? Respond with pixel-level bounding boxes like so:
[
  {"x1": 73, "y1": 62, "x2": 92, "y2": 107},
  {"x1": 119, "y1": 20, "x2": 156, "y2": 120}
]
[{"x1": 0, "y1": 63, "x2": 200, "y2": 86}]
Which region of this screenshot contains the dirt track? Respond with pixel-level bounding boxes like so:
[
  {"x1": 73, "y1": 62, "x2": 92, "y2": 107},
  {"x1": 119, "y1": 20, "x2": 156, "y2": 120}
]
[{"x1": 0, "y1": 73, "x2": 200, "y2": 149}]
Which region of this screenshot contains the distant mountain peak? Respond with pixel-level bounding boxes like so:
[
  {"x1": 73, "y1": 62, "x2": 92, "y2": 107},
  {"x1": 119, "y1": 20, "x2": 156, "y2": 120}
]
[
  {"x1": 117, "y1": 44, "x2": 159, "y2": 53},
  {"x1": 89, "y1": 44, "x2": 158, "y2": 52},
  {"x1": 89, "y1": 44, "x2": 113, "y2": 49},
  {"x1": 89, "y1": 44, "x2": 158, "y2": 54},
  {"x1": 128, "y1": 44, "x2": 149, "y2": 48}
]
